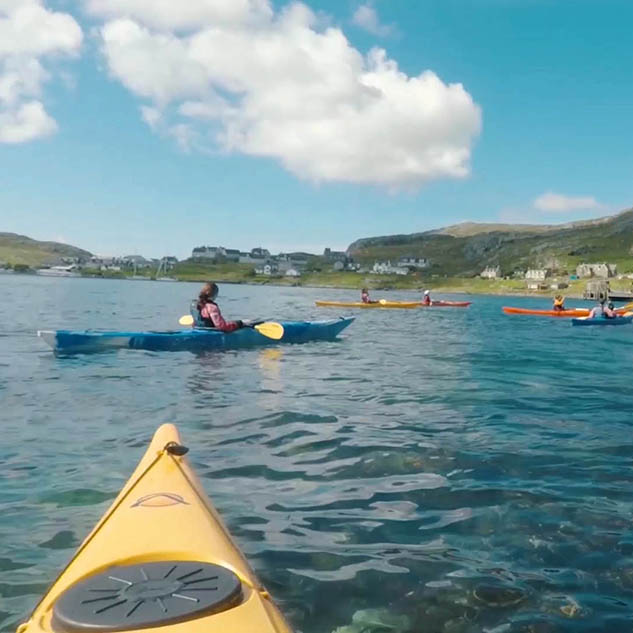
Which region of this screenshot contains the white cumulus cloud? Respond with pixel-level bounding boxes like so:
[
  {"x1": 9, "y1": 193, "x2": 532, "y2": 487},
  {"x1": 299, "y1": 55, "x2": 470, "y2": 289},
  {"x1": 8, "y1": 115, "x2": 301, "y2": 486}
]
[
  {"x1": 0, "y1": 0, "x2": 82, "y2": 143},
  {"x1": 352, "y1": 4, "x2": 393, "y2": 37},
  {"x1": 534, "y1": 192, "x2": 605, "y2": 213},
  {"x1": 85, "y1": 0, "x2": 273, "y2": 31},
  {"x1": 86, "y1": 0, "x2": 481, "y2": 187},
  {"x1": 0, "y1": 100, "x2": 56, "y2": 142}
]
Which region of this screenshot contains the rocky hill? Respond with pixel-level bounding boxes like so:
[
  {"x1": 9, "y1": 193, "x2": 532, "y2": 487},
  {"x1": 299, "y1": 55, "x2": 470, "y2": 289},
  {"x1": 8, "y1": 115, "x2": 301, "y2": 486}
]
[{"x1": 347, "y1": 208, "x2": 633, "y2": 276}]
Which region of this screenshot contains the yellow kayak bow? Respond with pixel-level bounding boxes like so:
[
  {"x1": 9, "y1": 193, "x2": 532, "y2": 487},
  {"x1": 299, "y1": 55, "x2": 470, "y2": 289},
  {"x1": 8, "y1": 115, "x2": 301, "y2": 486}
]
[{"x1": 17, "y1": 424, "x2": 292, "y2": 633}]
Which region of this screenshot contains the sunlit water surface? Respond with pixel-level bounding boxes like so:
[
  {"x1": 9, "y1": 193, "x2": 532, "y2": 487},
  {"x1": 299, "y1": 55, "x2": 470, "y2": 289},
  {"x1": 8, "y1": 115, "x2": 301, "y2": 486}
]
[{"x1": 2, "y1": 276, "x2": 633, "y2": 633}]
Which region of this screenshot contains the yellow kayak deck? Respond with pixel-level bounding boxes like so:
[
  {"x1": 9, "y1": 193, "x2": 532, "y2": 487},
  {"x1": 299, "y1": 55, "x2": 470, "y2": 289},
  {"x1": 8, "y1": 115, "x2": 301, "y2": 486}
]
[
  {"x1": 18, "y1": 425, "x2": 292, "y2": 633},
  {"x1": 315, "y1": 300, "x2": 420, "y2": 309}
]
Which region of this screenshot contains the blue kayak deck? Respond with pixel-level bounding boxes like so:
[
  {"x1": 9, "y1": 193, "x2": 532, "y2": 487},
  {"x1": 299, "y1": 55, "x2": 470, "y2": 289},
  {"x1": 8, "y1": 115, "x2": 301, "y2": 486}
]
[
  {"x1": 38, "y1": 318, "x2": 354, "y2": 354},
  {"x1": 571, "y1": 315, "x2": 633, "y2": 326}
]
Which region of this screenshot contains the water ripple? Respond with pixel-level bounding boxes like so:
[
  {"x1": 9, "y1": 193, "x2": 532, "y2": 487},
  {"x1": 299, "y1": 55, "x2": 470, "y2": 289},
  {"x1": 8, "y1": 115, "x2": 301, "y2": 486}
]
[{"x1": 2, "y1": 278, "x2": 633, "y2": 632}]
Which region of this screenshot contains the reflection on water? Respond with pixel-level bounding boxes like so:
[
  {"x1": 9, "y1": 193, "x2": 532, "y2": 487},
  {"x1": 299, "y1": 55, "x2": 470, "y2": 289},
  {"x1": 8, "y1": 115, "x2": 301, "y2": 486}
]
[
  {"x1": 258, "y1": 348, "x2": 285, "y2": 410},
  {"x1": 2, "y1": 276, "x2": 633, "y2": 633}
]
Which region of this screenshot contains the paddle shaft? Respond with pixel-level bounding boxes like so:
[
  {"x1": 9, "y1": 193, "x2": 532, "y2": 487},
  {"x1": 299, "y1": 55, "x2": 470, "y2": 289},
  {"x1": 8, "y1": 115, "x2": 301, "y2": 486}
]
[{"x1": 178, "y1": 314, "x2": 283, "y2": 340}]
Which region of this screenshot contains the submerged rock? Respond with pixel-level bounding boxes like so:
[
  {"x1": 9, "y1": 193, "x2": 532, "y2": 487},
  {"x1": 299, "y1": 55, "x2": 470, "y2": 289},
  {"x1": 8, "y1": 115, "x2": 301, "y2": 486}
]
[
  {"x1": 332, "y1": 608, "x2": 411, "y2": 633},
  {"x1": 473, "y1": 584, "x2": 527, "y2": 608}
]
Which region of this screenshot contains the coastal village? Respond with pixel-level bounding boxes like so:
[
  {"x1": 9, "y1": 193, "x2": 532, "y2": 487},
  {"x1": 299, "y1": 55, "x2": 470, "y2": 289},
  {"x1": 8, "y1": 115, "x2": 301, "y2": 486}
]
[
  {"x1": 0, "y1": 239, "x2": 628, "y2": 299},
  {"x1": 3, "y1": 205, "x2": 633, "y2": 299},
  {"x1": 1, "y1": 243, "x2": 433, "y2": 279}
]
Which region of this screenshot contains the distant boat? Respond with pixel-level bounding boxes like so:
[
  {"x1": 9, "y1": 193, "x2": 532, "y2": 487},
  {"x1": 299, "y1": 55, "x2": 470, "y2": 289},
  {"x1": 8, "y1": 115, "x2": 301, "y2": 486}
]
[
  {"x1": 153, "y1": 258, "x2": 177, "y2": 282},
  {"x1": 128, "y1": 261, "x2": 149, "y2": 280},
  {"x1": 36, "y1": 265, "x2": 80, "y2": 277}
]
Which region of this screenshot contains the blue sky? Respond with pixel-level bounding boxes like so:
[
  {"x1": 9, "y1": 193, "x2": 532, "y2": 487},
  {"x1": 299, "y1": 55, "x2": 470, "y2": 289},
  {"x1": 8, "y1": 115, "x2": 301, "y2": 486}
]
[{"x1": 0, "y1": 0, "x2": 632, "y2": 259}]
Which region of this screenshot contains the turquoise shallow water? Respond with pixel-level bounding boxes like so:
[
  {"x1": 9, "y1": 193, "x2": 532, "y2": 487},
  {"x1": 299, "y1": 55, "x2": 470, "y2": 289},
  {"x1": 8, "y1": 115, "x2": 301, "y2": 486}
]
[{"x1": 2, "y1": 275, "x2": 633, "y2": 633}]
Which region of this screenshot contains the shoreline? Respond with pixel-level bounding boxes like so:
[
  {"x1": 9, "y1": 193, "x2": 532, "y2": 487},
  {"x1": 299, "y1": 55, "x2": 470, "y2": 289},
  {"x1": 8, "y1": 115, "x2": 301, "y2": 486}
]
[{"x1": 5, "y1": 270, "x2": 611, "y2": 301}]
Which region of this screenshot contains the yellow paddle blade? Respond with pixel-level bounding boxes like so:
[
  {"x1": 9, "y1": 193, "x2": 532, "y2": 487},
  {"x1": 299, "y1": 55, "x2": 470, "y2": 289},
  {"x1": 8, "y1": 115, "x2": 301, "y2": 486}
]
[
  {"x1": 254, "y1": 321, "x2": 284, "y2": 340},
  {"x1": 179, "y1": 315, "x2": 194, "y2": 326},
  {"x1": 624, "y1": 311, "x2": 633, "y2": 317}
]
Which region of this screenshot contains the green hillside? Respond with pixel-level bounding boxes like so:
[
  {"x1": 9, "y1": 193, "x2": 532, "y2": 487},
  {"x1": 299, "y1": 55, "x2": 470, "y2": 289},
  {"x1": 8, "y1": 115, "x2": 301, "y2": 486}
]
[
  {"x1": 0, "y1": 233, "x2": 92, "y2": 267},
  {"x1": 348, "y1": 208, "x2": 633, "y2": 276}
]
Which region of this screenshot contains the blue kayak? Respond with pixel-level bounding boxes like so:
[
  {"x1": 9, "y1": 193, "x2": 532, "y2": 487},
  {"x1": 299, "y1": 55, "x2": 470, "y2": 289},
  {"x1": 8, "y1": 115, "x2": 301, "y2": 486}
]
[
  {"x1": 571, "y1": 315, "x2": 633, "y2": 327},
  {"x1": 38, "y1": 317, "x2": 354, "y2": 354}
]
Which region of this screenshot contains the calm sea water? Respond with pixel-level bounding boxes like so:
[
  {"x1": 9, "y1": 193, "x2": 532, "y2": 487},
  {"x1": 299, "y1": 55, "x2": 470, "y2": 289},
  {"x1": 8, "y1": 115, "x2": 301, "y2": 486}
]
[{"x1": 2, "y1": 275, "x2": 633, "y2": 633}]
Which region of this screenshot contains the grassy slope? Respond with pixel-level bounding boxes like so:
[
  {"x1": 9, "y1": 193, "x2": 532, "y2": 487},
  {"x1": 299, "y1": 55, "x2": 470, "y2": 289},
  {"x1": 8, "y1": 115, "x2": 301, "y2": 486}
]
[
  {"x1": 348, "y1": 208, "x2": 633, "y2": 276},
  {"x1": 0, "y1": 233, "x2": 91, "y2": 267}
]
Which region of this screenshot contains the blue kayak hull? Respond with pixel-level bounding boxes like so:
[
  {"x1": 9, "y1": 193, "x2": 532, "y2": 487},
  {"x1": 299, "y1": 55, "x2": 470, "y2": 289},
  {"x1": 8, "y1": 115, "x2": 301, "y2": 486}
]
[
  {"x1": 38, "y1": 318, "x2": 354, "y2": 354},
  {"x1": 571, "y1": 315, "x2": 633, "y2": 326}
]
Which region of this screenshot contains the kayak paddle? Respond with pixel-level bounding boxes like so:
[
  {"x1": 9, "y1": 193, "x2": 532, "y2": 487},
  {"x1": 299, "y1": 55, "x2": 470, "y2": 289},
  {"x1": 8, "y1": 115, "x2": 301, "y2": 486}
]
[
  {"x1": 179, "y1": 314, "x2": 195, "y2": 326},
  {"x1": 178, "y1": 315, "x2": 284, "y2": 340}
]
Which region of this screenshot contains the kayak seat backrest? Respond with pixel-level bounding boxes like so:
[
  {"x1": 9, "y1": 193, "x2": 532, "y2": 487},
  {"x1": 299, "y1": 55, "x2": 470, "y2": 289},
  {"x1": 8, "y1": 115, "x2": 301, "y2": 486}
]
[{"x1": 190, "y1": 300, "x2": 205, "y2": 327}]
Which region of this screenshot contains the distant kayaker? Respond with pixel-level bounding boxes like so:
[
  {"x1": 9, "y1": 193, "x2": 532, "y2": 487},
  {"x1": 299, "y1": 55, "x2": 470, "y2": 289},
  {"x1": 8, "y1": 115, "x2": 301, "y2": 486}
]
[
  {"x1": 195, "y1": 282, "x2": 244, "y2": 332},
  {"x1": 361, "y1": 288, "x2": 378, "y2": 304},
  {"x1": 422, "y1": 290, "x2": 432, "y2": 306},
  {"x1": 553, "y1": 295, "x2": 565, "y2": 311}
]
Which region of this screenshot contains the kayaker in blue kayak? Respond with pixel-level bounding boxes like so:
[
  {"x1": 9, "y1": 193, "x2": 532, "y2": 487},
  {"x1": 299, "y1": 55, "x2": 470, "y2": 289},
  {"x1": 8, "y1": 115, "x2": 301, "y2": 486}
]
[
  {"x1": 195, "y1": 282, "x2": 244, "y2": 332},
  {"x1": 588, "y1": 300, "x2": 617, "y2": 319}
]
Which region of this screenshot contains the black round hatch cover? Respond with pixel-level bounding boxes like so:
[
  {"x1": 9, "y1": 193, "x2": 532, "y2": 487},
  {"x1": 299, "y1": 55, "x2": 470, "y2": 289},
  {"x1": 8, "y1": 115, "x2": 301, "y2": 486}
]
[{"x1": 52, "y1": 561, "x2": 242, "y2": 632}]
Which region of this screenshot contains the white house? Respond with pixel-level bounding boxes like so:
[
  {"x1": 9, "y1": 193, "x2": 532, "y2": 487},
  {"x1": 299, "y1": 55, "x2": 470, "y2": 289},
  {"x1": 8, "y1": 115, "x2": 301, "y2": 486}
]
[
  {"x1": 372, "y1": 261, "x2": 408, "y2": 275},
  {"x1": 480, "y1": 266, "x2": 501, "y2": 279},
  {"x1": 255, "y1": 261, "x2": 279, "y2": 276},
  {"x1": 285, "y1": 268, "x2": 301, "y2": 277},
  {"x1": 239, "y1": 248, "x2": 272, "y2": 264},
  {"x1": 525, "y1": 269, "x2": 550, "y2": 281},
  {"x1": 399, "y1": 256, "x2": 430, "y2": 269},
  {"x1": 192, "y1": 246, "x2": 226, "y2": 259}
]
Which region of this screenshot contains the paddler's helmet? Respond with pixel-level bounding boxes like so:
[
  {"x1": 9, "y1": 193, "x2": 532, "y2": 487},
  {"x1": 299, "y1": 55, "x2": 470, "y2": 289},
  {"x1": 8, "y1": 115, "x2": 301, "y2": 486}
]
[
  {"x1": 424, "y1": 290, "x2": 430, "y2": 296},
  {"x1": 608, "y1": 302, "x2": 614, "y2": 310}
]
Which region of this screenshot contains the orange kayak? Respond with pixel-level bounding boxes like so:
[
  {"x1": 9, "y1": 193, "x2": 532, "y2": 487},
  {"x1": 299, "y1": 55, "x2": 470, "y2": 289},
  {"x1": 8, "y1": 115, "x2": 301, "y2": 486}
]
[{"x1": 503, "y1": 306, "x2": 590, "y2": 317}]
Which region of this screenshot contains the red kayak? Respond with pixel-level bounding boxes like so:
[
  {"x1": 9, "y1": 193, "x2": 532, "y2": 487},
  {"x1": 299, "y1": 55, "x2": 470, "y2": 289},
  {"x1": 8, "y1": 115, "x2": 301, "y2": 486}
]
[{"x1": 425, "y1": 301, "x2": 472, "y2": 308}]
